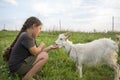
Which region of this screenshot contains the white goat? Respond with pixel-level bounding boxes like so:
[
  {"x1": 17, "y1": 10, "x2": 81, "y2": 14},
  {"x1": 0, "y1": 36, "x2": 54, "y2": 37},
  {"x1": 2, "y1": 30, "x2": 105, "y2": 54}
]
[{"x1": 55, "y1": 33, "x2": 120, "y2": 80}]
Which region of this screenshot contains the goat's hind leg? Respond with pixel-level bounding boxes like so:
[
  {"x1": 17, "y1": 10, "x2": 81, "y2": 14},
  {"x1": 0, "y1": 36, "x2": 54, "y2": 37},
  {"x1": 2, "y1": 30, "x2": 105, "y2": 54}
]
[
  {"x1": 106, "y1": 52, "x2": 120, "y2": 80},
  {"x1": 117, "y1": 63, "x2": 120, "y2": 79},
  {"x1": 112, "y1": 63, "x2": 120, "y2": 80},
  {"x1": 107, "y1": 53, "x2": 120, "y2": 80},
  {"x1": 107, "y1": 61, "x2": 119, "y2": 80}
]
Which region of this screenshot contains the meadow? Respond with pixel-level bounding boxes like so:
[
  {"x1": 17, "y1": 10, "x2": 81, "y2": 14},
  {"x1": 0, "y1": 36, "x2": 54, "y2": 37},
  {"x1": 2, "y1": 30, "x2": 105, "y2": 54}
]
[{"x1": 0, "y1": 30, "x2": 120, "y2": 80}]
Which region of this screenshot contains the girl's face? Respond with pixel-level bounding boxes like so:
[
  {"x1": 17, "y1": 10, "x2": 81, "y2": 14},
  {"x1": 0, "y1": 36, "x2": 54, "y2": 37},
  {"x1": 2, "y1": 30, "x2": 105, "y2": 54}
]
[{"x1": 32, "y1": 24, "x2": 42, "y2": 37}]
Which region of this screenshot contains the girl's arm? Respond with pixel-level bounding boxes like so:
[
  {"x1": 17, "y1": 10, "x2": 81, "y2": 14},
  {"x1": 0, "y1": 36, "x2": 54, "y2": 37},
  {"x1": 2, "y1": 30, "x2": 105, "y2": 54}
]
[
  {"x1": 29, "y1": 42, "x2": 58, "y2": 55},
  {"x1": 42, "y1": 44, "x2": 58, "y2": 52},
  {"x1": 29, "y1": 42, "x2": 45, "y2": 55}
]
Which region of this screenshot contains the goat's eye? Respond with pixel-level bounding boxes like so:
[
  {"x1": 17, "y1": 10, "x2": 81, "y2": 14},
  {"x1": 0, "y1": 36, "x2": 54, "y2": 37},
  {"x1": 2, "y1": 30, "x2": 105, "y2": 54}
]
[{"x1": 60, "y1": 38, "x2": 63, "y2": 40}]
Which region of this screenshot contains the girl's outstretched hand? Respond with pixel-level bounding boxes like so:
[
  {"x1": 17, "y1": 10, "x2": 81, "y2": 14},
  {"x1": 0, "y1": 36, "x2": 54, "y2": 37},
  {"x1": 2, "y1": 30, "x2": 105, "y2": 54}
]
[
  {"x1": 50, "y1": 44, "x2": 59, "y2": 49},
  {"x1": 41, "y1": 44, "x2": 58, "y2": 52}
]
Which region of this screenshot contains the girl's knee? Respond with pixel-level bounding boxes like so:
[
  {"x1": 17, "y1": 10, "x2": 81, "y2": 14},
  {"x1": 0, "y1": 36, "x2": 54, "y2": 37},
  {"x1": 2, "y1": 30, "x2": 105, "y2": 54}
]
[{"x1": 41, "y1": 52, "x2": 48, "y2": 61}]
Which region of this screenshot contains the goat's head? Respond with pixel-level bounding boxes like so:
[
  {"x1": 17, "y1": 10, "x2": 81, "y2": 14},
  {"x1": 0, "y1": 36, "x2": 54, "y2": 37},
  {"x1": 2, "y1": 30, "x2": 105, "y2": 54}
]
[{"x1": 55, "y1": 32, "x2": 71, "y2": 48}]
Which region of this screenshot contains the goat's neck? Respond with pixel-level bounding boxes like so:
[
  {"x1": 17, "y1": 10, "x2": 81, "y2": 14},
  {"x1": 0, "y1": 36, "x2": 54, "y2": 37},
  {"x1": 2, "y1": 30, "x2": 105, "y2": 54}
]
[{"x1": 63, "y1": 40, "x2": 73, "y2": 54}]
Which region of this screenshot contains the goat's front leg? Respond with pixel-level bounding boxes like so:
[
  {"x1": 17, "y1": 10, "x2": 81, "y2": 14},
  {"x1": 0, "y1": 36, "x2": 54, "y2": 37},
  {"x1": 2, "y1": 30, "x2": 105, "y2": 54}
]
[{"x1": 77, "y1": 65, "x2": 82, "y2": 78}]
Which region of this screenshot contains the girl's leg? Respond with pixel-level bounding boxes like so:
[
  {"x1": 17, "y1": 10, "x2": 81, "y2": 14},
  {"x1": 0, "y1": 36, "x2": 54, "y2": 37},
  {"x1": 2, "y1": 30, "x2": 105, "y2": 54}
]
[{"x1": 22, "y1": 52, "x2": 48, "y2": 80}]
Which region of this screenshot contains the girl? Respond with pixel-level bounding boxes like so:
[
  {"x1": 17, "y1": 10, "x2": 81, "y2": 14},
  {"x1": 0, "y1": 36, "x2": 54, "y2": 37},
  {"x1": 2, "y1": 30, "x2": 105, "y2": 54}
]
[{"x1": 3, "y1": 17, "x2": 58, "y2": 80}]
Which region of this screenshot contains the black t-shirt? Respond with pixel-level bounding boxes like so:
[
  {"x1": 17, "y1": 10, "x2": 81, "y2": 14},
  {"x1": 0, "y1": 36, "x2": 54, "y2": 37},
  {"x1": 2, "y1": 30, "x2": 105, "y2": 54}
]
[{"x1": 8, "y1": 32, "x2": 35, "y2": 73}]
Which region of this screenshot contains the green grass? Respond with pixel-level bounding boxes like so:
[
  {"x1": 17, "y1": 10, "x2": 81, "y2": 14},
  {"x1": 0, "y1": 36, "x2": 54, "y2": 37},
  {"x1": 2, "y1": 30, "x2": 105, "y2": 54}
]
[{"x1": 0, "y1": 30, "x2": 120, "y2": 80}]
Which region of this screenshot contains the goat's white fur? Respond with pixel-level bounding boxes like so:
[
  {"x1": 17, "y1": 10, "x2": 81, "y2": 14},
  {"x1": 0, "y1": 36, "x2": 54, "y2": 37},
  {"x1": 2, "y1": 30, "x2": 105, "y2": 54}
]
[{"x1": 55, "y1": 33, "x2": 120, "y2": 80}]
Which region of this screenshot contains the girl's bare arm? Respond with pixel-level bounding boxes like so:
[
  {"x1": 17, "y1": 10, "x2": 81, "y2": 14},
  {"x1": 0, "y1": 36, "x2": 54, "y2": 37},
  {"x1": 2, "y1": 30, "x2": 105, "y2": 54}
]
[{"x1": 42, "y1": 44, "x2": 58, "y2": 52}]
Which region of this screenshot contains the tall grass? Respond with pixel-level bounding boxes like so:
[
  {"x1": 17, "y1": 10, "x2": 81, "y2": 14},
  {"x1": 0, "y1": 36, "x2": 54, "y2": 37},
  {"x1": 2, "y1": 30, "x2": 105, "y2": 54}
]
[{"x1": 0, "y1": 30, "x2": 120, "y2": 80}]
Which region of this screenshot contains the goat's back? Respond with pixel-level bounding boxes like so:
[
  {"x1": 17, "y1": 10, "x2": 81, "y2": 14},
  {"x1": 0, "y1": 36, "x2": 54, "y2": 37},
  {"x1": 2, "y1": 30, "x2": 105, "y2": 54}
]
[{"x1": 73, "y1": 38, "x2": 118, "y2": 66}]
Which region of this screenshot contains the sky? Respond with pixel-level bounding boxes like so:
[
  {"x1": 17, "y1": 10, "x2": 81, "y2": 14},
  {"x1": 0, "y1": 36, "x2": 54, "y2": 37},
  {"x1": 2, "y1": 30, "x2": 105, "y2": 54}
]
[{"x1": 0, "y1": 0, "x2": 120, "y2": 32}]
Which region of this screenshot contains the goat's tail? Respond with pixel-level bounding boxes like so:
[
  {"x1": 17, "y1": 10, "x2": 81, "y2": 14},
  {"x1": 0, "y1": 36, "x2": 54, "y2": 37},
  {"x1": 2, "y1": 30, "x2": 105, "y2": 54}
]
[{"x1": 115, "y1": 34, "x2": 120, "y2": 44}]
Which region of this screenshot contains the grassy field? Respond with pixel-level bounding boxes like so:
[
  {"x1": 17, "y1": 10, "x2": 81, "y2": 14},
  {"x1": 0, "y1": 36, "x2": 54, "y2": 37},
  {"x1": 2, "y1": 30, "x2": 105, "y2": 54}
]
[{"x1": 0, "y1": 30, "x2": 120, "y2": 80}]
